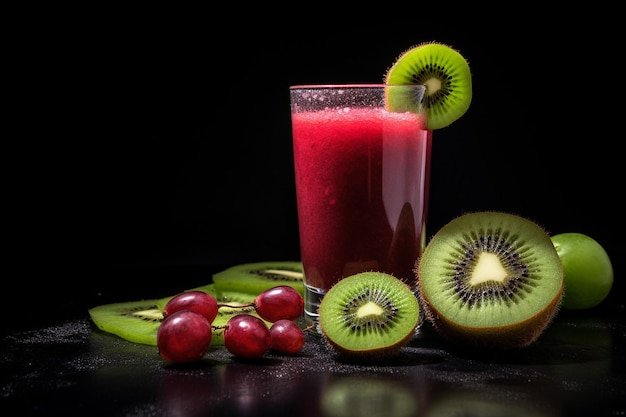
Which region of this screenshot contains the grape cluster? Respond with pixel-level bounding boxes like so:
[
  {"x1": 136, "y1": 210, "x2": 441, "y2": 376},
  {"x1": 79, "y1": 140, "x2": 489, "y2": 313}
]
[{"x1": 156, "y1": 286, "x2": 306, "y2": 363}]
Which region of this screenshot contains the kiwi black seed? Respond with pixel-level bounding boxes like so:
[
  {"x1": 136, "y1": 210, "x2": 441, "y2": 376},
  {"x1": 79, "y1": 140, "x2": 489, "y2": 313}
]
[
  {"x1": 212, "y1": 261, "x2": 304, "y2": 296},
  {"x1": 385, "y1": 41, "x2": 472, "y2": 130},
  {"x1": 416, "y1": 211, "x2": 564, "y2": 349},
  {"x1": 318, "y1": 271, "x2": 420, "y2": 359}
]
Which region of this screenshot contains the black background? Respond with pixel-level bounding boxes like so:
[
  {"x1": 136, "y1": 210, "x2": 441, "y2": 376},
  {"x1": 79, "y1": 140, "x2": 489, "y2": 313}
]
[{"x1": 9, "y1": 16, "x2": 623, "y2": 326}]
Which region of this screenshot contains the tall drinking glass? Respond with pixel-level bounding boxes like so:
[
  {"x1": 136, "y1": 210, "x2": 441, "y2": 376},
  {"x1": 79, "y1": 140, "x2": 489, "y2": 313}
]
[{"x1": 289, "y1": 84, "x2": 432, "y2": 324}]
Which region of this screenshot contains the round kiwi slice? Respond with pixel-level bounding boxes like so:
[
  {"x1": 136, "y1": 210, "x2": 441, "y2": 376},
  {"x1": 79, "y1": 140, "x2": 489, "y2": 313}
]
[
  {"x1": 89, "y1": 291, "x2": 264, "y2": 347},
  {"x1": 89, "y1": 283, "x2": 223, "y2": 346},
  {"x1": 416, "y1": 211, "x2": 564, "y2": 349},
  {"x1": 90, "y1": 262, "x2": 302, "y2": 346},
  {"x1": 318, "y1": 271, "x2": 420, "y2": 358},
  {"x1": 89, "y1": 280, "x2": 273, "y2": 347},
  {"x1": 89, "y1": 298, "x2": 166, "y2": 346},
  {"x1": 212, "y1": 261, "x2": 303, "y2": 296},
  {"x1": 385, "y1": 41, "x2": 472, "y2": 130}
]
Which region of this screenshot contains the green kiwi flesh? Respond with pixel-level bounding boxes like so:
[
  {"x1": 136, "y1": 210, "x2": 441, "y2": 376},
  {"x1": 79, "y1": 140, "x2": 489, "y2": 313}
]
[
  {"x1": 212, "y1": 261, "x2": 304, "y2": 296},
  {"x1": 89, "y1": 298, "x2": 167, "y2": 346},
  {"x1": 416, "y1": 211, "x2": 564, "y2": 349},
  {"x1": 318, "y1": 271, "x2": 420, "y2": 358},
  {"x1": 385, "y1": 41, "x2": 472, "y2": 130}
]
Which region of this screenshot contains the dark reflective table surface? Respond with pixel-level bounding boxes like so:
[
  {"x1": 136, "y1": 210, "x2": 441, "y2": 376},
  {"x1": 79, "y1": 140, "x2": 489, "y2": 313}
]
[{"x1": 2, "y1": 267, "x2": 625, "y2": 417}]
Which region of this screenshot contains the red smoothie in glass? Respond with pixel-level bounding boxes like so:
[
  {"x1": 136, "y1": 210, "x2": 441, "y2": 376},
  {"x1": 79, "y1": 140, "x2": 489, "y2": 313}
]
[{"x1": 291, "y1": 107, "x2": 432, "y2": 293}]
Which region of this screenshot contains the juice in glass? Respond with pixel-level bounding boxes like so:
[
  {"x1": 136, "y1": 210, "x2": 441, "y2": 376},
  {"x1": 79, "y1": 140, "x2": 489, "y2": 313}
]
[{"x1": 290, "y1": 85, "x2": 431, "y2": 321}]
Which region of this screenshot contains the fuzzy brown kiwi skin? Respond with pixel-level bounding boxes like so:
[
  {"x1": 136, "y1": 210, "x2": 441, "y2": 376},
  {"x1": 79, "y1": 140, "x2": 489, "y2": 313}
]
[{"x1": 417, "y1": 273, "x2": 564, "y2": 350}]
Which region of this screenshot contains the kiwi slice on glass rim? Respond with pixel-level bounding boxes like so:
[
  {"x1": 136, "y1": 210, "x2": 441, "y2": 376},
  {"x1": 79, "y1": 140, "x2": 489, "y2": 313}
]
[
  {"x1": 318, "y1": 271, "x2": 420, "y2": 359},
  {"x1": 415, "y1": 211, "x2": 564, "y2": 349},
  {"x1": 385, "y1": 41, "x2": 472, "y2": 130}
]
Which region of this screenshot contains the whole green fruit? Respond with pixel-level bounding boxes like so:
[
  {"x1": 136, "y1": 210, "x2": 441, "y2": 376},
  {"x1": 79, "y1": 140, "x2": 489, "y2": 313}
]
[{"x1": 551, "y1": 233, "x2": 613, "y2": 310}]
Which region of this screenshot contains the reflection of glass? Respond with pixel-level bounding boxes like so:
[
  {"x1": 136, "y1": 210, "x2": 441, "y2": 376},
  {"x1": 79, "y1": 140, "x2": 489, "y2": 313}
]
[
  {"x1": 290, "y1": 85, "x2": 431, "y2": 323},
  {"x1": 158, "y1": 371, "x2": 222, "y2": 416},
  {"x1": 214, "y1": 362, "x2": 306, "y2": 415},
  {"x1": 320, "y1": 374, "x2": 419, "y2": 417}
]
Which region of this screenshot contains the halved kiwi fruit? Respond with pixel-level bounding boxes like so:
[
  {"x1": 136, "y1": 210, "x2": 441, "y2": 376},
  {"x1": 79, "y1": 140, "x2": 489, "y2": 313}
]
[
  {"x1": 318, "y1": 271, "x2": 420, "y2": 359},
  {"x1": 212, "y1": 261, "x2": 303, "y2": 296},
  {"x1": 416, "y1": 211, "x2": 564, "y2": 349},
  {"x1": 385, "y1": 41, "x2": 472, "y2": 130}
]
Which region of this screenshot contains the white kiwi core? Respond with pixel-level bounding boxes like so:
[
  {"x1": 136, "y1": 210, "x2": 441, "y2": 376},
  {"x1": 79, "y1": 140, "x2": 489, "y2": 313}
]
[
  {"x1": 356, "y1": 301, "x2": 384, "y2": 318},
  {"x1": 424, "y1": 77, "x2": 442, "y2": 96},
  {"x1": 471, "y1": 253, "x2": 507, "y2": 285}
]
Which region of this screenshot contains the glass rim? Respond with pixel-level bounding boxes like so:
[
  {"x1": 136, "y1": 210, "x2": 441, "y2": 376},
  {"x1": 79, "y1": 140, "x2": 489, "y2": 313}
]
[{"x1": 289, "y1": 84, "x2": 425, "y2": 90}]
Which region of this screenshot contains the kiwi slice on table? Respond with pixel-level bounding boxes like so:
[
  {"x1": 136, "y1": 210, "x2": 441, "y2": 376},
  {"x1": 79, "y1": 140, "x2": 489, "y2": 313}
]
[
  {"x1": 89, "y1": 281, "x2": 263, "y2": 347},
  {"x1": 89, "y1": 283, "x2": 223, "y2": 346},
  {"x1": 385, "y1": 41, "x2": 472, "y2": 130},
  {"x1": 318, "y1": 271, "x2": 420, "y2": 359},
  {"x1": 89, "y1": 297, "x2": 170, "y2": 346},
  {"x1": 416, "y1": 211, "x2": 564, "y2": 349},
  {"x1": 212, "y1": 261, "x2": 304, "y2": 296}
]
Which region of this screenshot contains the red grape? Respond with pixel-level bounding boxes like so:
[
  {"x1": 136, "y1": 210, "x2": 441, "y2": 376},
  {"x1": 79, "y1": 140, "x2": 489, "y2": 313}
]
[
  {"x1": 254, "y1": 286, "x2": 304, "y2": 322},
  {"x1": 223, "y1": 314, "x2": 271, "y2": 358},
  {"x1": 163, "y1": 290, "x2": 218, "y2": 324},
  {"x1": 157, "y1": 310, "x2": 212, "y2": 363},
  {"x1": 269, "y1": 319, "x2": 305, "y2": 355}
]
